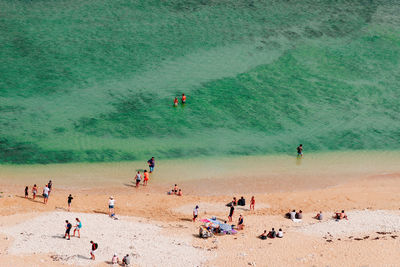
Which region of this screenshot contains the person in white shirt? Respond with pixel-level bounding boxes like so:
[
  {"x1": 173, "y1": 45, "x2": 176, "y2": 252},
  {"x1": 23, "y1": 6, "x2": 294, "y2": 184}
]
[
  {"x1": 277, "y1": 228, "x2": 283, "y2": 238},
  {"x1": 43, "y1": 185, "x2": 50, "y2": 204},
  {"x1": 108, "y1": 196, "x2": 115, "y2": 216}
]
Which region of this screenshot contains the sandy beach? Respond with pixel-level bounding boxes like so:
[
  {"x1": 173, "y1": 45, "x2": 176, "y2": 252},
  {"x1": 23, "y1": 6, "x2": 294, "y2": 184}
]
[{"x1": 1, "y1": 152, "x2": 400, "y2": 266}]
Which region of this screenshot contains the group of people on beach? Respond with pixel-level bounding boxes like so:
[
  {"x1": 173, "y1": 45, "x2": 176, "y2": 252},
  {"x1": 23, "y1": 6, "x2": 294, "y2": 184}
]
[
  {"x1": 173, "y1": 93, "x2": 186, "y2": 107},
  {"x1": 168, "y1": 184, "x2": 182, "y2": 196},
  {"x1": 64, "y1": 218, "x2": 82, "y2": 240},
  {"x1": 133, "y1": 157, "x2": 155, "y2": 187},
  {"x1": 24, "y1": 180, "x2": 52, "y2": 204}
]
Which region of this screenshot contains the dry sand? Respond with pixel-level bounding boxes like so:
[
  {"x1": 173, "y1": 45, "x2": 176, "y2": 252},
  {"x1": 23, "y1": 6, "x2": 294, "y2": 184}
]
[{"x1": 1, "y1": 153, "x2": 400, "y2": 266}]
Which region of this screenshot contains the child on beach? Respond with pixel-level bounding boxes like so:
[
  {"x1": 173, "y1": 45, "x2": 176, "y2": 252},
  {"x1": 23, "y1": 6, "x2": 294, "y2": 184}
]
[
  {"x1": 143, "y1": 170, "x2": 149, "y2": 186},
  {"x1": 193, "y1": 205, "x2": 199, "y2": 222},
  {"x1": 73, "y1": 218, "x2": 82, "y2": 238},
  {"x1": 250, "y1": 196, "x2": 255, "y2": 211},
  {"x1": 90, "y1": 241, "x2": 98, "y2": 260},
  {"x1": 228, "y1": 205, "x2": 234, "y2": 222},
  {"x1": 64, "y1": 220, "x2": 72, "y2": 240},
  {"x1": 135, "y1": 171, "x2": 141, "y2": 187},
  {"x1": 237, "y1": 215, "x2": 244, "y2": 230},
  {"x1": 32, "y1": 184, "x2": 37, "y2": 200},
  {"x1": 67, "y1": 194, "x2": 73, "y2": 211},
  {"x1": 24, "y1": 186, "x2": 28, "y2": 198},
  {"x1": 43, "y1": 185, "x2": 50, "y2": 204},
  {"x1": 109, "y1": 197, "x2": 115, "y2": 217}
]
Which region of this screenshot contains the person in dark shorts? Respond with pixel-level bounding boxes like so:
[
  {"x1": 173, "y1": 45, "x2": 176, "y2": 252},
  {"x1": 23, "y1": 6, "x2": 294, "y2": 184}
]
[
  {"x1": 48, "y1": 180, "x2": 53, "y2": 195},
  {"x1": 24, "y1": 186, "x2": 29, "y2": 198},
  {"x1": 64, "y1": 220, "x2": 72, "y2": 240},
  {"x1": 67, "y1": 194, "x2": 73, "y2": 211},
  {"x1": 147, "y1": 157, "x2": 155, "y2": 173},
  {"x1": 228, "y1": 204, "x2": 234, "y2": 222},
  {"x1": 297, "y1": 144, "x2": 303, "y2": 157},
  {"x1": 193, "y1": 205, "x2": 199, "y2": 222}
]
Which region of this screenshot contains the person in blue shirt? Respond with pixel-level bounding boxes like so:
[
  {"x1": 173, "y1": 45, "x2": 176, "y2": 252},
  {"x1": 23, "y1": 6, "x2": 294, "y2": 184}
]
[
  {"x1": 73, "y1": 218, "x2": 82, "y2": 238},
  {"x1": 147, "y1": 157, "x2": 155, "y2": 173}
]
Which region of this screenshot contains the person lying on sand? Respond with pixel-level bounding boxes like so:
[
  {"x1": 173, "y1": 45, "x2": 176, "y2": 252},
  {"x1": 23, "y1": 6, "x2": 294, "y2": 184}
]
[
  {"x1": 315, "y1": 211, "x2": 323, "y2": 220},
  {"x1": 259, "y1": 230, "x2": 267, "y2": 240},
  {"x1": 237, "y1": 215, "x2": 244, "y2": 230},
  {"x1": 334, "y1": 210, "x2": 348, "y2": 220}
]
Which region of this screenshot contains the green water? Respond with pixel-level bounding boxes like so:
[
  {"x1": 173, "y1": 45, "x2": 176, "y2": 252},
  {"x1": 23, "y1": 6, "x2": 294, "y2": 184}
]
[{"x1": 1, "y1": 0, "x2": 400, "y2": 164}]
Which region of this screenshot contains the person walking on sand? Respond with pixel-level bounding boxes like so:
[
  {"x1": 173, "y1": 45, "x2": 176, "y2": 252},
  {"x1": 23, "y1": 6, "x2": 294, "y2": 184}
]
[
  {"x1": 228, "y1": 204, "x2": 235, "y2": 222},
  {"x1": 193, "y1": 205, "x2": 199, "y2": 222},
  {"x1": 250, "y1": 196, "x2": 255, "y2": 211},
  {"x1": 181, "y1": 93, "x2": 186, "y2": 104},
  {"x1": 143, "y1": 169, "x2": 149, "y2": 186},
  {"x1": 73, "y1": 218, "x2": 82, "y2": 238},
  {"x1": 32, "y1": 184, "x2": 38, "y2": 200},
  {"x1": 297, "y1": 144, "x2": 303, "y2": 157},
  {"x1": 108, "y1": 196, "x2": 115, "y2": 216},
  {"x1": 48, "y1": 180, "x2": 53, "y2": 195},
  {"x1": 67, "y1": 194, "x2": 73, "y2": 211},
  {"x1": 43, "y1": 184, "x2": 50, "y2": 204},
  {"x1": 64, "y1": 220, "x2": 72, "y2": 240},
  {"x1": 90, "y1": 241, "x2": 98, "y2": 260},
  {"x1": 135, "y1": 171, "x2": 141, "y2": 188},
  {"x1": 24, "y1": 186, "x2": 29, "y2": 198},
  {"x1": 147, "y1": 157, "x2": 155, "y2": 173}
]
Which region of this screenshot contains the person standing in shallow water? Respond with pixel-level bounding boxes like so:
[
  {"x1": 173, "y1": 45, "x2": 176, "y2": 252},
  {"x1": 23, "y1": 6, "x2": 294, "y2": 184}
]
[
  {"x1": 297, "y1": 144, "x2": 303, "y2": 157},
  {"x1": 173, "y1": 97, "x2": 179, "y2": 107},
  {"x1": 147, "y1": 157, "x2": 155, "y2": 173},
  {"x1": 181, "y1": 93, "x2": 186, "y2": 104}
]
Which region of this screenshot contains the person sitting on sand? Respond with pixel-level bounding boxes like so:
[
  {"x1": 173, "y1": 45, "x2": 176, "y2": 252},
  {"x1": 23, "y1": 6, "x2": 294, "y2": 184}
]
[
  {"x1": 108, "y1": 196, "x2": 115, "y2": 217},
  {"x1": 177, "y1": 189, "x2": 182, "y2": 196},
  {"x1": 32, "y1": 184, "x2": 37, "y2": 200},
  {"x1": 73, "y1": 218, "x2": 82, "y2": 238},
  {"x1": 193, "y1": 205, "x2": 199, "y2": 222},
  {"x1": 286, "y1": 209, "x2": 296, "y2": 219},
  {"x1": 277, "y1": 228, "x2": 283, "y2": 238},
  {"x1": 260, "y1": 230, "x2": 268, "y2": 240},
  {"x1": 335, "y1": 210, "x2": 348, "y2": 220},
  {"x1": 112, "y1": 253, "x2": 119, "y2": 265},
  {"x1": 238, "y1": 196, "x2": 245, "y2": 206},
  {"x1": 237, "y1": 215, "x2": 244, "y2": 230},
  {"x1": 315, "y1": 211, "x2": 323, "y2": 220},
  {"x1": 122, "y1": 254, "x2": 131, "y2": 266},
  {"x1": 24, "y1": 186, "x2": 28, "y2": 198},
  {"x1": 173, "y1": 184, "x2": 178, "y2": 194},
  {"x1": 250, "y1": 196, "x2": 255, "y2": 211},
  {"x1": 143, "y1": 170, "x2": 149, "y2": 186},
  {"x1": 267, "y1": 228, "x2": 276, "y2": 238},
  {"x1": 296, "y1": 210, "x2": 303, "y2": 219}
]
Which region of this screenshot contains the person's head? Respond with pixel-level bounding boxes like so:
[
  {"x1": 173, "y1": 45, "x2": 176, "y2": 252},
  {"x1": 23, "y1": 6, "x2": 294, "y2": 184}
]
[
  {"x1": 25, "y1": 186, "x2": 28, "y2": 188},
  {"x1": 49, "y1": 180, "x2": 52, "y2": 182},
  {"x1": 152, "y1": 157, "x2": 154, "y2": 159},
  {"x1": 240, "y1": 196, "x2": 244, "y2": 199},
  {"x1": 240, "y1": 214, "x2": 242, "y2": 217},
  {"x1": 110, "y1": 196, "x2": 113, "y2": 199},
  {"x1": 76, "y1": 218, "x2": 80, "y2": 222},
  {"x1": 224, "y1": 221, "x2": 227, "y2": 223},
  {"x1": 251, "y1": 196, "x2": 254, "y2": 199},
  {"x1": 137, "y1": 171, "x2": 140, "y2": 173},
  {"x1": 69, "y1": 194, "x2": 72, "y2": 197},
  {"x1": 144, "y1": 170, "x2": 147, "y2": 173},
  {"x1": 264, "y1": 230, "x2": 267, "y2": 233},
  {"x1": 34, "y1": 184, "x2": 36, "y2": 187},
  {"x1": 90, "y1": 240, "x2": 93, "y2": 244},
  {"x1": 279, "y1": 228, "x2": 282, "y2": 231},
  {"x1": 299, "y1": 144, "x2": 302, "y2": 147},
  {"x1": 126, "y1": 254, "x2": 129, "y2": 257},
  {"x1": 65, "y1": 220, "x2": 69, "y2": 223},
  {"x1": 233, "y1": 197, "x2": 236, "y2": 200},
  {"x1": 114, "y1": 253, "x2": 117, "y2": 256},
  {"x1": 342, "y1": 210, "x2": 345, "y2": 213},
  {"x1": 195, "y1": 205, "x2": 199, "y2": 209},
  {"x1": 175, "y1": 184, "x2": 177, "y2": 186},
  {"x1": 178, "y1": 189, "x2": 181, "y2": 192},
  {"x1": 182, "y1": 93, "x2": 185, "y2": 96},
  {"x1": 272, "y1": 228, "x2": 275, "y2": 231},
  {"x1": 299, "y1": 210, "x2": 302, "y2": 213},
  {"x1": 292, "y1": 209, "x2": 295, "y2": 212}
]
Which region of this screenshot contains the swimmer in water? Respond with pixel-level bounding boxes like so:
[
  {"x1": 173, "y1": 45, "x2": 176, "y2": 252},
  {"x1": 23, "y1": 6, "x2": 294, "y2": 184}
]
[
  {"x1": 173, "y1": 97, "x2": 178, "y2": 107},
  {"x1": 181, "y1": 93, "x2": 186, "y2": 104}
]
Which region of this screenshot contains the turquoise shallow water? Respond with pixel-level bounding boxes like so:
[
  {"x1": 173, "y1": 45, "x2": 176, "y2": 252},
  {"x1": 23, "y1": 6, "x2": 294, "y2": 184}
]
[{"x1": 1, "y1": 0, "x2": 400, "y2": 164}]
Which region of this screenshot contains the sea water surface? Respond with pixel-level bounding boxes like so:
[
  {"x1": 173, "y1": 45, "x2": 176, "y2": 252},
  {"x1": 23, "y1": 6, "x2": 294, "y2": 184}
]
[{"x1": 1, "y1": 0, "x2": 400, "y2": 164}]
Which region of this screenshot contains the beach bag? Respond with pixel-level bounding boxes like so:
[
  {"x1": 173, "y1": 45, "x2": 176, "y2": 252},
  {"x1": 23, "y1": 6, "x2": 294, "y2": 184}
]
[{"x1": 94, "y1": 243, "x2": 98, "y2": 250}]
